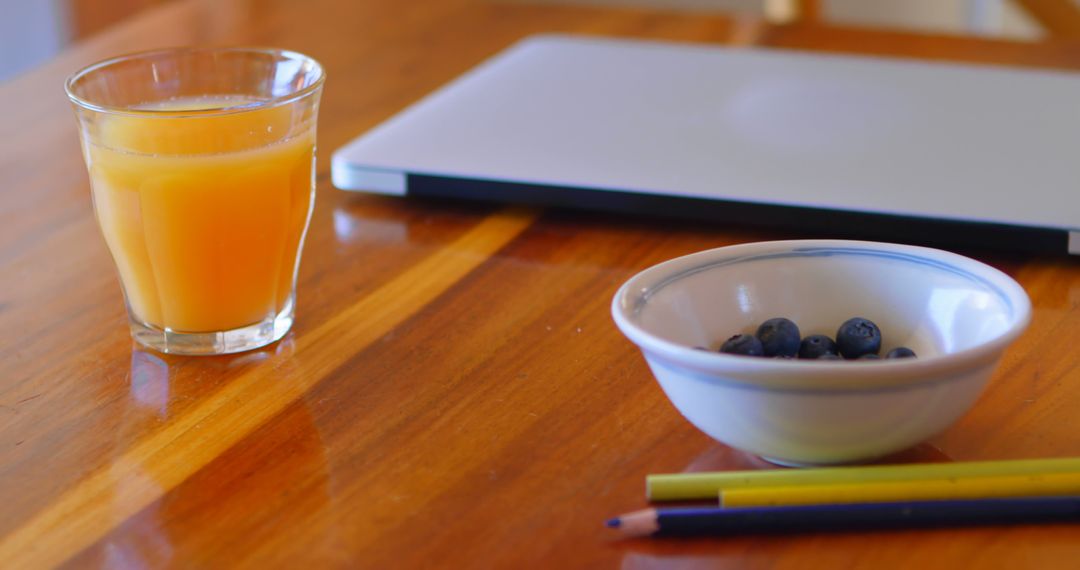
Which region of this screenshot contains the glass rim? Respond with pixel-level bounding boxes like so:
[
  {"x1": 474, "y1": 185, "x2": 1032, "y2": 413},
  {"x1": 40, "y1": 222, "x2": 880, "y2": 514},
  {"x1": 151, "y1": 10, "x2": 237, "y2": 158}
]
[{"x1": 64, "y1": 46, "x2": 326, "y2": 118}]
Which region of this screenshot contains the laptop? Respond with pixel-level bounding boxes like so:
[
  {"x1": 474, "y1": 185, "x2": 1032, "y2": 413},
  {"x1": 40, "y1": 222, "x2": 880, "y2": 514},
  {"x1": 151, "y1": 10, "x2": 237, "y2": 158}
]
[{"x1": 332, "y1": 34, "x2": 1080, "y2": 255}]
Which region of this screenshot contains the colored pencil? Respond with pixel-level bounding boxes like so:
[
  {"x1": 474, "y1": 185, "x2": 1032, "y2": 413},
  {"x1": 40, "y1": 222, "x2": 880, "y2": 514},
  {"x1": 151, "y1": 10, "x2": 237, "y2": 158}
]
[
  {"x1": 720, "y1": 471, "x2": 1080, "y2": 507},
  {"x1": 646, "y1": 457, "x2": 1080, "y2": 501},
  {"x1": 607, "y1": 496, "x2": 1080, "y2": 537}
]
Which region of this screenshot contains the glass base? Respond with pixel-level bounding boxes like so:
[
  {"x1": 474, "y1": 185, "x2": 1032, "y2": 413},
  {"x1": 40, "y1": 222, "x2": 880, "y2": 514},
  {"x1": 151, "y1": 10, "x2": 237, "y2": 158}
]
[{"x1": 129, "y1": 297, "x2": 294, "y2": 355}]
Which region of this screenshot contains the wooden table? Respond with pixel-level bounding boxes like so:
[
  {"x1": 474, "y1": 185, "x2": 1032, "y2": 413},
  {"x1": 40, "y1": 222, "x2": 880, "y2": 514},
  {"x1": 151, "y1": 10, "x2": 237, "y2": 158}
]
[{"x1": 2, "y1": 0, "x2": 1079, "y2": 567}]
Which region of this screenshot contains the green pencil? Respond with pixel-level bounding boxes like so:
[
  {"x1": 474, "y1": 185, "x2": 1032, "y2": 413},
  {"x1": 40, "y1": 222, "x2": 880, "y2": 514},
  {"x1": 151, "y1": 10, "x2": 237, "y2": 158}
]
[{"x1": 647, "y1": 457, "x2": 1080, "y2": 501}]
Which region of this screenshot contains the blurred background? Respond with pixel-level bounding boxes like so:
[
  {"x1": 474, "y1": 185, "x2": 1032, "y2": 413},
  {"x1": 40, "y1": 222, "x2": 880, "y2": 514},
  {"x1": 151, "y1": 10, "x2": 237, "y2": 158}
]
[{"x1": 3, "y1": 0, "x2": 1077, "y2": 82}]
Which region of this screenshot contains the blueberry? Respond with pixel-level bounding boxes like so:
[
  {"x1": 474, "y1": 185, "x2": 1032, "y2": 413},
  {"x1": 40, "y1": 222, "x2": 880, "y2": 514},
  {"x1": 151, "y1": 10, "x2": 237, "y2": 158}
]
[
  {"x1": 858, "y1": 353, "x2": 881, "y2": 360},
  {"x1": 755, "y1": 318, "x2": 801, "y2": 357},
  {"x1": 817, "y1": 353, "x2": 843, "y2": 360},
  {"x1": 719, "y1": 334, "x2": 764, "y2": 357},
  {"x1": 886, "y1": 347, "x2": 917, "y2": 359},
  {"x1": 836, "y1": 317, "x2": 882, "y2": 359},
  {"x1": 798, "y1": 334, "x2": 838, "y2": 359}
]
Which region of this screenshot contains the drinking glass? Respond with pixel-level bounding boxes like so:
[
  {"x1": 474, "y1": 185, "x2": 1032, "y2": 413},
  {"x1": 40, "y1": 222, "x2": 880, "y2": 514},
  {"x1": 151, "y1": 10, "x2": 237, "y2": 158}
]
[{"x1": 66, "y1": 48, "x2": 325, "y2": 355}]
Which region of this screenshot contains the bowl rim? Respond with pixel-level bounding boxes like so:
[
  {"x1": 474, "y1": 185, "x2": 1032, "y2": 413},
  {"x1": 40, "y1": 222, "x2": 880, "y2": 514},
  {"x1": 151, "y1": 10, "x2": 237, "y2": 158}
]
[{"x1": 611, "y1": 239, "x2": 1032, "y2": 391}]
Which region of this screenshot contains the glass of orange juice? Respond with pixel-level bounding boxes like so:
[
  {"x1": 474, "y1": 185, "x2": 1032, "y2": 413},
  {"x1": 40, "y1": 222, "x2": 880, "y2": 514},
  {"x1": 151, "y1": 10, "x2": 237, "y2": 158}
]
[{"x1": 65, "y1": 48, "x2": 324, "y2": 355}]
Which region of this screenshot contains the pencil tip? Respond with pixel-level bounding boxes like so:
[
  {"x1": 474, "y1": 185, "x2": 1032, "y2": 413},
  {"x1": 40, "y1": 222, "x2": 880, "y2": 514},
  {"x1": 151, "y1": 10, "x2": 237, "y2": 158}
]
[{"x1": 605, "y1": 517, "x2": 621, "y2": 528}]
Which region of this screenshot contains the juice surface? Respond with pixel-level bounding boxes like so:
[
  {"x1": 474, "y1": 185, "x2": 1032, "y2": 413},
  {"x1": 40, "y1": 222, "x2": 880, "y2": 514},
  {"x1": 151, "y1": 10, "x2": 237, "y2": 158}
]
[{"x1": 86, "y1": 96, "x2": 316, "y2": 332}]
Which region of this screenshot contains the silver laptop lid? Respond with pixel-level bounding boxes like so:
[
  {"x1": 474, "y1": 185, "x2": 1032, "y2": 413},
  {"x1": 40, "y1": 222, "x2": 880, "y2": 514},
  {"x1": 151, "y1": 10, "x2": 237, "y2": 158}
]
[{"x1": 333, "y1": 35, "x2": 1080, "y2": 254}]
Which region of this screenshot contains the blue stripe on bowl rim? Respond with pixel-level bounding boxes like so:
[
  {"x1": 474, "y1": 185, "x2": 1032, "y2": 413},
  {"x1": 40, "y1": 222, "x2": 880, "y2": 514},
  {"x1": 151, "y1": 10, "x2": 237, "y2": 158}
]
[{"x1": 633, "y1": 245, "x2": 1015, "y2": 317}]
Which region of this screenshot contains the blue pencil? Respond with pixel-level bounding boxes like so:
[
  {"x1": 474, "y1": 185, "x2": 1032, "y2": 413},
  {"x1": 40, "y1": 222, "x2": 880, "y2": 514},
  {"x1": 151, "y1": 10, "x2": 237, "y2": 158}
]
[{"x1": 606, "y1": 496, "x2": 1080, "y2": 537}]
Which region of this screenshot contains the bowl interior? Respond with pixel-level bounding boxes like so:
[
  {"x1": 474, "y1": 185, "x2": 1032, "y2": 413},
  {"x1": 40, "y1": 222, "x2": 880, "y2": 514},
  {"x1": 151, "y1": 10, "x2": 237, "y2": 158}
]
[{"x1": 630, "y1": 245, "x2": 1023, "y2": 359}]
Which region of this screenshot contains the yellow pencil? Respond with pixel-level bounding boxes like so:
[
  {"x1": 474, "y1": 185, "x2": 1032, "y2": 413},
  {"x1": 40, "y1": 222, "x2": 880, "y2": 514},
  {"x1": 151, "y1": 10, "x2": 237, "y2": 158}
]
[
  {"x1": 647, "y1": 457, "x2": 1080, "y2": 501},
  {"x1": 720, "y1": 471, "x2": 1080, "y2": 507}
]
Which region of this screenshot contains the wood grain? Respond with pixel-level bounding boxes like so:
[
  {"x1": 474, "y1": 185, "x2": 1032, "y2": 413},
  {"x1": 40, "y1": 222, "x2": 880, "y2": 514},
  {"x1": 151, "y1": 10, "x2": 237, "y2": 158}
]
[
  {"x1": 1, "y1": 0, "x2": 1079, "y2": 568},
  {"x1": 1013, "y1": 0, "x2": 1080, "y2": 38},
  {"x1": 64, "y1": 0, "x2": 172, "y2": 40}
]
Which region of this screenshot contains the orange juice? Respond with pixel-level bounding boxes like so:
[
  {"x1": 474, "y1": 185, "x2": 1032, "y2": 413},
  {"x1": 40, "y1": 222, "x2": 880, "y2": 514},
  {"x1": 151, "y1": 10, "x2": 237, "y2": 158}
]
[{"x1": 85, "y1": 96, "x2": 316, "y2": 332}]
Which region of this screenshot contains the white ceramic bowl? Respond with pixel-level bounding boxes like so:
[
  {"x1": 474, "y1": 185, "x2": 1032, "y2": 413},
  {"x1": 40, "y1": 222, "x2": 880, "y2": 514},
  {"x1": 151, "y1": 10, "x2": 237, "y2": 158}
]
[{"x1": 612, "y1": 240, "x2": 1031, "y2": 466}]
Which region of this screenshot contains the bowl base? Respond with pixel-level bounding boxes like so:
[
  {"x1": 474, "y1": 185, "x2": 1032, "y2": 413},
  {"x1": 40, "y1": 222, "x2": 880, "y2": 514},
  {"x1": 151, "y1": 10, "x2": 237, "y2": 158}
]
[{"x1": 758, "y1": 454, "x2": 885, "y2": 468}]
